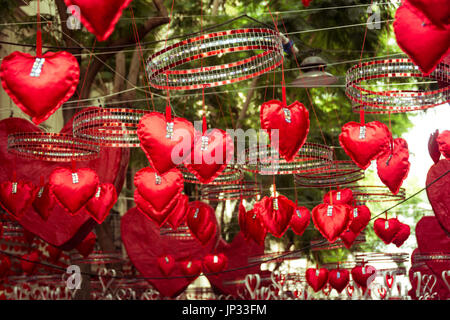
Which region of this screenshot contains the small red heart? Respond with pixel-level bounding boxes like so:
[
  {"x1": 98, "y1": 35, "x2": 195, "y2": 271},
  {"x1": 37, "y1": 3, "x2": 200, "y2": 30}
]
[
  {"x1": 0, "y1": 51, "x2": 79, "y2": 125},
  {"x1": 377, "y1": 138, "x2": 410, "y2": 195},
  {"x1": 392, "y1": 222, "x2": 411, "y2": 247},
  {"x1": 203, "y1": 253, "x2": 228, "y2": 273},
  {"x1": 85, "y1": 183, "x2": 117, "y2": 224},
  {"x1": 426, "y1": 159, "x2": 450, "y2": 233},
  {"x1": 323, "y1": 188, "x2": 354, "y2": 205},
  {"x1": 166, "y1": 194, "x2": 189, "y2": 231},
  {"x1": 254, "y1": 195, "x2": 295, "y2": 238},
  {"x1": 0, "y1": 180, "x2": 37, "y2": 219},
  {"x1": 260, "y1": 99, "x2": 310, "y2": 161},
  {"x1": 63, "y1": 0, "x2": 134, "y2": 41},
  {"x1": 32, "y1": 183, "x2": 55, "y2": 221},
  {"x1": 351, "y1": 265, "x2": 376, "y2": 288},
  {"x1": 348, "y1": 205, "x2": 371, "y2": 235},
  {"x1": 378, "y1": 287, "x2": 387, "y2": 299},
  {"x1": 0, "y1": 255, "x2": 11, "y2": 278},
  {"x1": 340, "y1": 229, "x2": 358, "y2": 249},
  {"x1": 436, "y1": 130, "x2": 450, "y2": 160},
  {"x1": 45, "y1": 245, "x2": 63, "y2": 264},
  {"x1": 428, "y1": 130, "x2": 441, "y2": 164},
  {"x1": 186, "y1": 201, "x2": 217, "y2": 245},
  {"x1": 157, "y1": 255, "x2": 176, "y2": 277},
  {"x1": 408, "y1": 0, "x2": 450, "y2": 27},
  {"x1": 137, "y1": 112, "x2": 194, "y2": 175},
  {"x1": 180, "y1": 260, "x2": 202, "y2": 278},
  {"x1": 238, "y1": 202, "x2": 267, "y2": 246},
  {"x1": 305, "y1": 268, "x2": 329, "y2": 292},
  {"x1": 289, "y1": 206, "x2": 310, "y2": 236},
  {"x1": 385, "y1": 273, "x2": 395, "y2": 289},
  {"x1": 373, "y1": 218, "x2": 401, "y2": 244},
  {"x1": 76, "y1": 232, "x2": 96, "y2": 258},
  {"x1": 21, "y1": 250, "x2": 40, "y2": 275},
  {"x1": 346, "y1": 284, "x2": 354, "y2": 297},
  {"x1": 312, "y1": 204, "x2": 352, "y2": 243},
  {"x1": 328, "y1": 269, "x2": 350, "y2": 293},
  {"x1": 339, "y1": 121, "x2": 392, "y2": 170}
]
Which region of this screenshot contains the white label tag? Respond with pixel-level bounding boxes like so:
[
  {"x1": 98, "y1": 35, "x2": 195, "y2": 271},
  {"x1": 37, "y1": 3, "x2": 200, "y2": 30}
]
[
  {"x1": 273, "y1": 198, "x2": 279, "y2": 210},
  {"x1": 201, "y1": 136, "x2": 209, "y2": 151},
  {"x1": 362, "y1": 267, "x2": 366, "y2": 275},
  {"x1": 72, "y1": 173, "x2": 79, "y2": 184},
  {"x1": 353, "y1": 208, "x2": 358, "y2": 218},
  {"x1": 385, "y1": 221, "x2": 389, "y2": 229},
  {"x1": 316, "y1": 269, "x2": 320, "y2": 277},
  {"x1": 30, "y1": 58, "x2": 45, "y2": 77},
  {"x1": 336, "y1": 192, "x2": 341, "y2": 201},
  {"x1": 213, "y1": 255, "x2": 218, "y2": 264},
  {"x1": 165, "y1": 256, "x2": 170, "y2": 264},
  {"x1": 11, "y1": 182, "x2": 17, "y2": 194},
  {"x1": 283, "y1": 108, "x2": 291, "y2": 123},
  {"x1": 187, "y1": 261, "x2": 192, "y2": 269},
  {"x1": 155, "y1": 173, "x2": 162, "y2": 185},
  {"x1": 359, "y1": 126, "x2": 366, "y2": 140},
  {"x1": 166, "y1": 122, "x2": 174, "y2": 139},
  {"x1": 37, "y1": 186, "x2": 44, "y2": 198},
  {"x1": 337, "y1": 271, "x2": 340, "y2": 279},
  {"x1": 327, "y1": 205, "x2": 333, "y2": 217},
  {"x1": 95, "y1": 187, "x2": 101, "y2": 198},
  {"x1": 296, "y1": 209, "x2": 301, "y2": 218},
  {"x1": 194, "y1": 208, "x2": 199, "y2": 218}
]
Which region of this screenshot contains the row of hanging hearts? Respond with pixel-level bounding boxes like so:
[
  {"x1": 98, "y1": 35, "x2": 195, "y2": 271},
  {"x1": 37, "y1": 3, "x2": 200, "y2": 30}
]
[{"x1": 157, "y1": 253, "x2": 228, "y2": 278}]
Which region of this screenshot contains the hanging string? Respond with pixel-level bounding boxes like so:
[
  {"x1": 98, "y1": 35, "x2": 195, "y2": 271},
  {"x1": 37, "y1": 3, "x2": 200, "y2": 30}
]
[{"x1": 36, "y1": 0, "x2": 42, "y2": 57}]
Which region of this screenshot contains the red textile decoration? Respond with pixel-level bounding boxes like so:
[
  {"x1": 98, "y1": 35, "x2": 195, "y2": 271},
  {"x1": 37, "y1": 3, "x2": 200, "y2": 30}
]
[
  {"x1": 289, "y1": 206, "x2": 310, "y2": 236},
  {"x1": 254, "y1": 195, "x2": 295, "y2": 238},
  {"x1": 377, "y1": 138, "x2": 411, "y2": 195},
  {"x1": 302, "y1": 0, "x2": 312, "y2": 7},
  {"x1": 260, "y1": 100, "x2": 310, "y2": 161},
  {"x1": 180, "y1": 260, "x2": 202, "y2": 278},
  {"x1": 76, "y1": 232, "x2": 97, "y2": 258},
  {"x1": 351, "y1": 265, "x2": 376, "y2": 288},
  {"x1": 436, "y1": 130, "x2": 450, "y2": 160},
  {"x1": 0, "y1": 180, "x2": 37, "y2": 219},
  {"x1": 203, "y1": 253, "x2": 228, "y2": 273},
  {"x1": 339, "y1": 121, "x2": 392, "y2": 170},
  {"x1": 426, "y1": 159, "x2": 450, "y2": 233},
  {"x1": 21, "y1": 250, "x2": 40, "y2": 275},
  {"x1": 45, "y1": 245, "x2": 63, "y2": 264},
  {"x1": 0, "y1": 256, "x2": 11, "y2": 278},
  {"x1": 186, "y1": 201, "x2": 217, "y2": 245},
  {"x1": 238, "y1": 202, "x2": 267, "y2": 246},
  {"x1": 428, "y1": 130, "x2": 441, "y2": 164},
  {"x1": 328, "y1": 269, "x2": 350, "y2": 293},
  {"x1": 305, "y1": 268, "x2": 329, "y2": 292},
  {"x1": 323, "y1": 188, "x2": 353, "y2": 205},
  {"x1": 0, "y1": 51, "x2": 79, "y2": 125},
  {"x1": 312, "y1": 204, "x2": 352, "y2": 243},
  {"x1": 157, "y1": 255, "x2": 176, "y2": 277},
  {"x1": 392, "y1": 223, "x2": 411, "y2": 247},
  {"x1": 32, "y1": 183, "x2": 55, "y2": 221},
  {"x1": 85, "y1": 183, "x2": 117, "y2": 224},
  {"x1": 340, "y1": 229, "x2": 358, "y2": 249},
  {"x1": 408, "y1": 0, "x2": 450, "y2": 28},
  {"x1": 373, "y1": 218, "x2": 401, "y2": 244},
  {"x1": 134, "y1": 167, "x2": 183, "y2": 226},
  {"x1": 166, "y1": 194, "x2": 189, "y2": 231},
  {"x1": 63, "y1": 0, "x2": 133, "y2": 41},
  {"x1": 348, "y1": 205, "x2": 371, "y2": 235},
  {"x1": 137, "y1": 112, "x2": 194, "y2": 175}
]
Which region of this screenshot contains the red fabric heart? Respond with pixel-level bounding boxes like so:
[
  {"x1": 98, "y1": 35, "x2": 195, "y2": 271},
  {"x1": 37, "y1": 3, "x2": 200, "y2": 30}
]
[
  {"x1": 312, "y1": 204, "x2": 352, "y2": 243},
  {"x1": 238, "y1": 202, "x2": 267, "y2": 246},
  {"x1": 85, "y1": 183, "x2": 117, "y2": 224},
  {"x1": 0, "y1": 256, "x2": 11, "y2": 278},
  {"x1": 0, "y1": 51, "x2": 79, "y2": 125},
  {"x1": 121, "y1": 207, "x2": 219, "y2": 298},
  {"x1": 408, "y1": 0, "x2": 450, "y2": 27},
  {"x1": 328, "y1": 269, "x2": 350, "y2": 293},
  {"x1": 373, "y1": 218, "x2": 401, "y2": 244},
  {"x1": 254, "y1": 195, "x2": 295, "y2": 238},
  {"x1": 76, "y1": 232, "x2": 97, "y2": 258},
  {"x1": 392, "y1": 222, "x2": 411, "y2": 247},
  {"x1": 184, "y1": 128, "x2": 234, "y2": 184},
  {"x1": 426, "y1": 159, "x2": 450, "y2": 233},
  {"x1": 340, "y1": 229, "x2": 358, "y2": 249},
  {"x1": 64, "y1": 0, "x2": 133, "y2": 41},
  {"x1": 49, "y1": 167, "x2": 99, "y2": 215},
  {"x1": 305, "y1": 268, "x2": 329, "y2": 292},
  {"x1": 436, "y1": 130, "x2": 450, "y2": 160},
  {"x1": 134, "y1": 167, "x2": 184, "y2": 226},
  {"x1": 203, "y1": 253, "x2": 228, "y2": 273},
  {"x1": 377, "y1": 138, "x2": 410, "y2": 194},
  {"x1": 323, "y1": 188, "x2": 354, "y2": 205},
  {"x1": 32, "y1": 183, "x2": 55, "y2": 221},
  {"x1": 45, "y1": 245, "x2": 63, "y2": 264},
  {"x1": 166, "y1": 194, "x2": 189, "y2": 231},
  {"x1": 137, "y1": 112, "x2": 194, "y2": 175},
  {"x1": 428, "y1": 130, "x2": 441, "y2": 164},
  {"x1": 348, "y1": 205, "x2": 371, "y2": 235},
  {"x1": 21, "y1": 250, "x2": 40, "y2": 275},
  {"x1": 339, "y1": 121, "x2": 392, "y2": 169},
  {"x1": 0, "y1": 180, "x2": 37, "y2": 219},
  {"x1": 157, "y1": 255, "x2": 176, "y2": 277},
  {"x1": 289, "y1": 206, "x2": 310, "y2": 236},
  {"x1": 394, "y1": 1, "x2": 450, "y2": 75},
  {"x1": 351, "y1": 265, "x2": 377, "y2": 288},
  {"x1": 186, "y1": 201, "x2": 218, "y2": 245},
  {"x1": 180, "y1": 260, "x2": 203, "y2": 278},
  {"x1": 260, "y1": 99, "x2": 310, "y2": 161},
  {"x1": 302, "y1": 0, "x2": 312, "y2": 7}
]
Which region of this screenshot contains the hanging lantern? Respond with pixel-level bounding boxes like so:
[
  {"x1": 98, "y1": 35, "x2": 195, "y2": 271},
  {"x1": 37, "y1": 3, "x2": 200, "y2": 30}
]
[{"x1": 291, "y1": 56, "x2": 337, "y2": 88}]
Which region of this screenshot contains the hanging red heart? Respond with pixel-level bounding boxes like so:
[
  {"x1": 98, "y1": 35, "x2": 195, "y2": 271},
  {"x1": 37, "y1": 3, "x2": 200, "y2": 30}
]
[
  {"x1": 407, "y1": 0, "x2": 450, "y2": 28},
  {"x1": 302, "y1": 0, "x2": 312, "y2": 7},
  {"x1": 328, "y1": 269, "x2": 350, "y2": 293},
  {"x1": 377, "y1": 138, "x2": 410, "y2": 195},
  {"x1": 21, "y1": 250, "x2": 40, "y2": 275},
  {"x1": 260, "y1": 99, "x2": 310, "y2": 161},
  {"x1": 157, "y1": 255, "x2": 176, "y2": 277},
  {"x1": 0, "y1": 180, "x2": 37, "y2": 219},
  {"x1": 428, "y1": 130, "x2": 441, "y2": 164},
  {"x1": 63, "y1": 0, "x2": 134, "y2": 41},
  {"x1": 436, "y1": 130, "x2": 450, "y2": 160},
  {"x1": 137, "y1": 112, "x2": 194, "y2": 175},
  {"x1": 305, "y1": 268, "x2": 329, "y2": 292},
  {"x1": 45, "y1": 245, "x2": 63, "y2": 264},
  {"x1": 184, "y1": 128, "x2": 234, "y2": 184},
  {"x1": 203, "y1": 253, "x2": 228, "y2": 274},
  {"x1": 348, "y1": 205, "x2": 371, "y2": 236},
  {"x1": 426, "y1": 159, "x2": 450, "y2": 233},
  {"x1": 392, "y1": 222, "x2": 411, "y2": 247},
  {"x1": 75, "y1": 232, "x2": 96, "y2": 258},
  {"x1": 289, "y1": 206, "x2": 310, "y2": 236},
  {"x1": 373, "y1": 218, "x2": 401, "y2": 244},
  {"x1": 0, "y1": 51, "x2": 80, "y2": 125},
  {"x1": 339, "y1": 121, "x2": 392, "y2": 170},
  {"x1": 394, "y1": 1, "x2": 450, "y2": 75},
  {"x1": 32, "y1": 183, "x2": 55, "y2": 221},
  {"x1": 312, "y1": 204, "x2": 352, "y2": 243},
  {"x1": 323, "y1": 188, "x2": 354, "y2": 205},
  {"x1": 134, "y1": 167, "x2": 184, "y2": 226},
  {"x1": 49, "y1": 167, "x2": 99, "y2": 215},
  {"x1": 254, "y1": 195, "x2": 295, "y2": 238},
  {"x1": 180, "y1": 260, "x2": 202, "y2": 278},
  {"x1": 166, "y1": 194, "x2": 189, "y2": 231},
  {"x1": 85, "y1": 183, "x2": 117, "y2": 224},
  {"x1": 238, "y1": 202, "x2": 267, "y2": 246},
  {"x1": 351, "y1": 265, "x2": 377, "y2": 288},
  {"x1": 0, "y1": 256, "x2": 11, "y2": 279},
  {"x1": 186, "y1": 201, "x2": 217, "y2": 245},
  {"x1": 340, "y1": 229, "x2": 358, "y2": 249}
]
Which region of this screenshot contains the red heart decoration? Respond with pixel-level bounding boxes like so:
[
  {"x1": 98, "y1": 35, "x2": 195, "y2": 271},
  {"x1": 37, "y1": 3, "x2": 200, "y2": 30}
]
[
  {"x1": 408, "y1": 0, "x2": 450, "y2": 27},
  {"x1": 186, "y1": 201, "x2": 217, "y2": 245},
  {"x1": 0, "y1": 180, "x2": 37, "y2": 219},
  {"x1": 21, "y1": 250, "x2": 40, "y2": 275},
  {"x1": 45, "y1": 245, "x2": 63, "y2": 264},
  {"x1": 134, "y1": 167, "x2": 184, "y2": 226},
  {"x1": 394, "y1": 1, "x2": 450, "y2": 75},
  {"x1": 377, "y1": 138, "x2": 410, "y2": 195},
  {"x1": 260, "y1": 99, "x2": 310, "y2": 161},
  {"x1": 157, "y1": 255, "x2": 176, "y2": 277},
  {"x1": 85, "y1": 183, "x2": 117, "y2": 224},
  {"x1": 166, "y1": 194, "x2": 189, "y2": 231},
  {"x1": 428, "y1": 130, "x2": 441, "y2": 164},
  {"x1": 121, "y1": 207, "x2": 219, "y2": 298},
  {"x1": 339, "y1": 121, "x2": 392, "y2": 169},
  {"x1": 0, "y1": 51, "x2": 79, "y2": 125},
  {"x1": 238, "y1": 202, "x2": 267, "y2": 246},
  {"x1": 49, "y1": 167, "x2": 99, "y2": 215},
  {"x1": 426, "y1": 159, "x2": 450, "y2": 233},
  {"x1": 180, "y1": 260, "x2": 203, "y2": 278},
  {"x1": 351, "y1": 265, "x2": 377, "y2": 288},
  {"x1": 185, "y1": 128, "x2": 234, "y2": 184},
  {"x1": 436, "y1": 130, "x2": 450, "y2": 160},
  {"x1": 302, "y1": 0, "x2": 312, "y2": 7},
  {"x1": 373, "y1": 218, "x2": 401, "y2": 244},
  {"x1": 64, "y1": 0, "x2": 133, "y2": 41},
  {"x1": 32, "y1": 183, "x2": 55, "y2": 221},
  {"x1": 254, "y1": 195, "x2": 295, "y2": 238},
  {"x1": 312, "y1": 204, "x2": 352, "y2": 243},
  {"x1": 328, "y1": 269, "x2": 350, "y2": 293},
  {"x1": 289, "y1": 206, "x2": 310, "y2": 236},
  {"x1": 340, "y1": 229, "x2": 358, "y2": 249},
  {"x1": 323, "y1": 188, "x2": 353, "y2": 205},
  {"x1": 348, "y1": 205, "x2": 371, "y2": 235},
  {"x1": 305, "y1": 268, "x2": 329, "y2": 292},
  {"x1": 75, "y1": 232, "x2": 97, "y2": 258},
  {"x1": 0, "y1": 256, "x2": 11, "y2": 278},
  {"x1": 392, "y1": 222, "x2": 411, "y2": 247},
  {"x1": 203, "y1": 253, "x2": 228, "y2": 273}
]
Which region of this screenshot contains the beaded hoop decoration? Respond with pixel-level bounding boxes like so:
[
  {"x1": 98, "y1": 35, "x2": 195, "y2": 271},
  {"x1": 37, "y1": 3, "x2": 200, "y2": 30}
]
[
  {"x1": 179, "y1": 165, "x2": 243, "y2": 185},
  {"x1": 346, "y1": 58, "x2": 449, "y2": 113},
  {"x1": 200, "y1": 181, "x2": 260, "y2": 202},
  {"x1": 70, "y1": 251, "x2": 124, "y2": 265},
  {"x1": 146, "y1": 28, "x2": 284, "y2": 90},
  {"x1": 349, "y1": 185, "x2": 405, "y2": 204}
]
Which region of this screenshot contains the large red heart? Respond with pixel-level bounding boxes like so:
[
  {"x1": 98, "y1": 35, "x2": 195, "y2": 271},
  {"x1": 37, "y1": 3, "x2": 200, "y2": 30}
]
[
  {"x1": 121, "y1": 207, "x2": 219, "y2": 298},
  {"x1": 254, "y1": 195, "x2": 295, "y2": 238},
  {"x1": 186, "y1": 201, "x2": 217, "y2": 245},
  {"x1": 0, "y1": 180, "x2": 37, "y2": 219},
  {"x1": 238, "y1": 202, "x2": 267, "y2": 246},
  {"x1": 436, "y1": 130, "x2": 450, "y2": 160},
  {"x1": 203, "y1": 253, "x2": 228, "y2": 274},
  {"x1": 351, "y1": 265, "x2": 376, "y2": 289},
  {"x1": 184, "y1": 128, "x2": 234, "y2": 184},
  {"x1": 166, "y1": 194, "x2": 189, "y2": 231},
  {"x1": 0, "y1": 114, "x2": 128, "y2": 249},
  {"x1": 289, "y1": 206, "x2": 310, "y2": 236},
  {"x1": 305, "y1": 268, "x2": 329, "y2": 292},
  {"x1": 137, "y1": 112, "x2": 194, "y2": 175},
  {"x1": 428, "y1": 130, "x2": 441, "y2": 164},
  {"x1": 348, "y1": 205, "x2": 371, "y2": 235},
  {"x1": 312, "y1": 204, "x2": 352, "y2": 243},
  {"x1": 0, "y1": 51, "x2": 79, "y2": 125},
  {"x1": 85, "y1": 183, "x2": 117, "y2": 224},
  {"x1": 134, "y1": 167, "x2": 184, "y2": 226},
  {"x1": 328, "y1": 269, "x2": 350, "y2": 293},
  {"x1": 339, "y1": 121, "x2": 392, "y2": 170},
  {"x1": 373, "y1": 218, "x2": 401, "y2": 244},
  {"x1": 377, "y1": 138, "x2": 410, "y2": 195},
  {"x1": 260, "y1": 99, "x2": 310, "y2": 161},
  {"x1": 408, "y1": 0, "x2": 450, "y2": 27},
  {"x1": 426, "y1": 159, "x2": 450, "y2": 233},
  {"x1": 32, "y1": 183, "x2": 55, "y2": 221},
  {"x1": 323, "y1": 188, "x2": 354, "y2": 205},
  {"x1": 64, "y1": 0, "x2": 133, "y2": 41},
  {"x1": 392, "y1": 222, "x2": 411, "y2": 248},
  {"x1": 394, "y1": 1, "x2": 450, "y2": 75}
]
